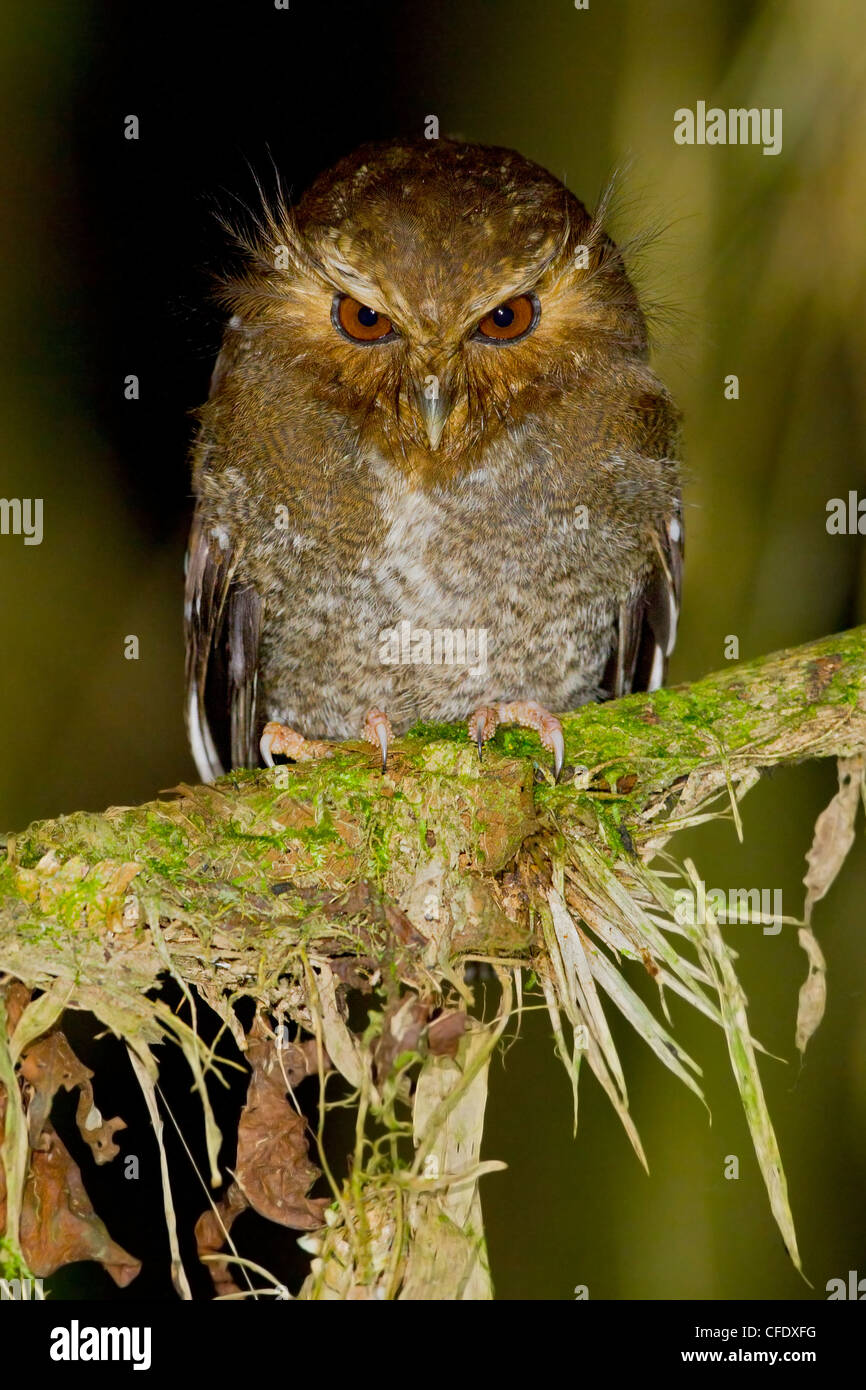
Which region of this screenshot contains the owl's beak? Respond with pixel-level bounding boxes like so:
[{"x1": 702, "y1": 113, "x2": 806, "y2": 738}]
[{"x1": 415, "y1": 376, "x2": 452, "y2": 451}]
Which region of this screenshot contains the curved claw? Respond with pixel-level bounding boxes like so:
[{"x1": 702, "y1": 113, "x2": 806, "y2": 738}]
[
  {"x1": 363, "y1": 709, "x2": 393, "y2": 773},
  {"x1": 374, "y1": 721, "x2": 389, "y2": 772},
  {"x1": 468, "y1": 706, "x2": 496, "y2": 762},
  {"x1": 549, "y1": 725, "x2": 565, "y2": 783},
  {"x1": 260, "y1": 727, "x2": 277, "y2": 768}
]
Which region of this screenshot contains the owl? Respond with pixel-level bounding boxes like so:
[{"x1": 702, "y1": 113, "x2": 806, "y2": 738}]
[{"x1": 185, "y1": 139, "x2": 682, "y2": 783}]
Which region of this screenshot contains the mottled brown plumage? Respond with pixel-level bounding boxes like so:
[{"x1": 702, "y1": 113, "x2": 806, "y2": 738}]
[{"x1": 185, "y1": 138, "x2": 682, "y2": 780}]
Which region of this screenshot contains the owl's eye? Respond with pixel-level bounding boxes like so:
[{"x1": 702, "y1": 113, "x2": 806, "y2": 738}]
[
  {"x1": 333, "y1": 295, "x2": 395, "y2": 343},
  {"x1": 475, "y1": 294, "x2": 539, "y2": 343}
]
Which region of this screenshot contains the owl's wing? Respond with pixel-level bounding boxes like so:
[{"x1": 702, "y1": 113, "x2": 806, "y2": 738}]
[
  {"x1": 184, "y1": 331, "x2": 265, "y2": 782},
  {"x1": 184, "y1": 508, "x2": 263, "y2": 781},
  {"x1": 603, "y1": 497, "x2": 684, "y2": 698}
]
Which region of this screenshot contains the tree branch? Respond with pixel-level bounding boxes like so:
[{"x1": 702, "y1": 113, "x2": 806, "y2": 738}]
[{"x1": 1, "y1": 625, "x2": 864, "y2": 1298}]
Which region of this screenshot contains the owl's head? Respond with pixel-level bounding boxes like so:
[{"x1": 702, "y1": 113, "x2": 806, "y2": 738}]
[{"x1": 223, "y1": 140, "x2": 648, "y2": 480}]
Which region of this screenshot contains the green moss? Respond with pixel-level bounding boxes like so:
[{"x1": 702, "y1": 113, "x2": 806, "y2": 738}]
[
  {"x1": 366, "y1": 822, "x2": 392, "y2": 880},
  {"x1": 404, "y1": 721, "x2": 467, "y2": 744}
]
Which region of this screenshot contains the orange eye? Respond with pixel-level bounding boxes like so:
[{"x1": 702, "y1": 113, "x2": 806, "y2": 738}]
[
  {"x1": 333, "y1": 295, "x2": 395, "y2": 342},
  {"x1": 475, "y1": 294, "x2": 538, "y2": 343}
]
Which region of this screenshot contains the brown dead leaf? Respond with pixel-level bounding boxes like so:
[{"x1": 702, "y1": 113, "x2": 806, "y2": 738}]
[
  {"x1": 803, "y1": 755, "x2": 864, "y2": 922},
  {"x1": 20, "y1": 1031, "x2": 91, "y2": 1143},
  {"x1": 427, "y1": 1011, "x2": 467, "y2": 1058},
  {"x1": 195, "y1": 1181, "x2": 248, "y2": 1297},
  {"x1": 74, "y1": 1092, "x2": 127, "y2": 1165},
  {"x1": 273, "y1": 1034, "x2": 322, "y2": 1089},
  {"x1": 233, "y1": 1025, "x2": 327, "y2": 1231},
  {"x1": 4, "y1": 982, "x2": 32, "y2": 1032},
  {"x1": 373, "y1": 995, "x2": 430, "y2": 1081},
  {"x1": 18, "y1": 1122, "x2": 140, "y2": 1284},
  {"x1": 329, "y1": 956, "x2": 377, "y2": 991},
  {"x1": 20, "y1": 1029, "x2": 126, "y2": 1163}
]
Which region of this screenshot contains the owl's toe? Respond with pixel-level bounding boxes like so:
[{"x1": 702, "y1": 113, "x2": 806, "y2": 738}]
[
  {"x1": 259, "y1": 722, "x2": 332, "y2": 766},
  {"x1": 467, "y1": 699, "x2": 565, "y2": 782},
  {"x1": 467, "y1": 705, "x2": 499, "y2": 759}
]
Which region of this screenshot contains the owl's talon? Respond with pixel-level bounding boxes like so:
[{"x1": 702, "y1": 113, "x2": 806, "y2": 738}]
[
  {"x1": 363, "y1": 709, "x2": 393, "y2": 772},
  {"x1": 549, "y1": 725, "x2": 565, "y2": 783},
  {"x1": 467, "y1": 700, "x2": 565, "y2": 781},
  {"x1": 259, "y1": 722, "x2": 332, "y2": 766},
  {"x1": 467, "y1": 706, "x2": 497, "y2": 761}
]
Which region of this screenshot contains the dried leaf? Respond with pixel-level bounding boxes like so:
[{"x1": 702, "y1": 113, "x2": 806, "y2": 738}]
[
  {"x1": 0, "y1": 995, "x2": 29, "y2": 1263},
  {"x1": 569, "y1": 837, "x2": 717, "y2": 1017},
  {"x1": 547, "y1": 889, "x2": 628, "y2": 1102},
  {"x1": 803, "y1": 755, "x2": 864, "y2": 921},
  {"x1": 150, "y1": 942, "x2": 226, "y2": 1188},
  {"x1": 127, "y1": 1047, "x2": 192, "y2": 1300},
  {"x1": 412, "y1": 1031, "x2": 491, "y2": 1229},
  {"x1": 19, "y1": 1123, "x2": 140, "y2": 1285},
  {"x1": 587, "y1": 941, "x2": 706, "y2": 1105},
  {"x1": 19, "y1": 1030, "x2": 126, "y2": 1164},
  {"x1": 373, "y1": 995, "x2": 429, "y2": 1082},
  {"x1": 74, "y1": 1096, "x2": 126, "y2": 1165},
  {"x1": 194, "y1": 1181, "x2": 248, "y2": 1297},
  {"x1": 402, "y1": 1028, "x2": 497, "y2": 1300},
  {"x1": 19, "y1": 1031, "x2": 90, "y2": 1144},
  {"x1": 428, "y1": 1010, "x2": 467, "y2": 1057},
  {"x1": 398, "y1": 1193, "x2": 492, "y2": 1302},
  {"x1": 233, "y1": 1026, "x2": 328, "y2": 1231},
  {"x1": 195, "y1": 983, "x2": 248, "y2": 1055},
  {"x1": 314, "y1": 961, "x2": 364, "y2": 1089},
  {"x1": 274, "y1": 1035, "x2": 323, "y2": 1088},
  {"x1": 541, "y1": 976, "x2": 581, "y2": 1134},
  {"x1": 9, "y1": 980, "x2": 74, "y2": 1061},
  {"x1": 542, "y1": 890, "x2": 647, "y2": 1166},
  {"x1": 685, "y1": 861, "x2": 803, "y2": 1275},
  {"x1": 4, "y1": 983, "x2": 32, "y2": 1034},
  {"x1": 796, "y1": 927, "x2": 827, "y2": 1056}
]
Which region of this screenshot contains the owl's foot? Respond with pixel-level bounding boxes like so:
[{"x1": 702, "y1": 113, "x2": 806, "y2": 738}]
[
  {"x1": 363, "y1": 708, "x2": 393, "y2": 772},
  {"x1": 260, "y1": 722, "x2": 332, "y2": 766},
  {"x1": 468, "y1": 700, "x2": 565, "y2": 781}
]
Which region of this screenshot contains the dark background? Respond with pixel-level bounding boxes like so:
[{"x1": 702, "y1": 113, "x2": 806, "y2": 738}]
[{"x1": 1, "y1": 0, "x2": 864, "y2": 1299}]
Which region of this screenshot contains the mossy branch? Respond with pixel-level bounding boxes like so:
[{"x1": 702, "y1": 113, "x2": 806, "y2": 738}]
[{"x1": 1, "y1": 626, "x2": 864, "y2": 1298}]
